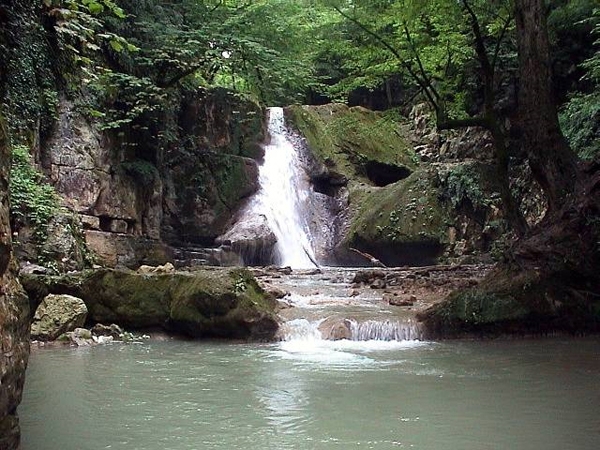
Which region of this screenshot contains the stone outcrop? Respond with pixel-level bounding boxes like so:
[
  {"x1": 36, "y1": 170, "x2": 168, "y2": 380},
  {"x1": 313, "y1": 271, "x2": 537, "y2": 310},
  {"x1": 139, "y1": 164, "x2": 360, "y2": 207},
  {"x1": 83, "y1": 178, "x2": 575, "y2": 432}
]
[
  {"x1": 15, "y1": 87, "x2": 265, "y2": 270},
  {"x1": 285, "y1": 103, "x2": 545, "y2": 267},
  {"x1": 216, "y1": 212, "x2": 277, "y2": 265},
  {"x1": 0, "y1": 119, "x2": 29, "y2": 449},
  {"x1": 22, "y1": 267, "x2": 279, "y2": 340},
  {"x1": 30, "y1": 294, "x2": 88, "y2": 341},
  {"x1": 418, "y1": 265, "x2": 600, "y2": 338}
]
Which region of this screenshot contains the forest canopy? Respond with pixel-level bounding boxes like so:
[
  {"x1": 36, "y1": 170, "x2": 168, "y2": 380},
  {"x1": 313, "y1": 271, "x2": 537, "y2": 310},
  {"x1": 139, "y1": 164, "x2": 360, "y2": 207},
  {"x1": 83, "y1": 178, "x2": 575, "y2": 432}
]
[{"x1": 41, "y1": 0, "x2": 598, "y2": 162}]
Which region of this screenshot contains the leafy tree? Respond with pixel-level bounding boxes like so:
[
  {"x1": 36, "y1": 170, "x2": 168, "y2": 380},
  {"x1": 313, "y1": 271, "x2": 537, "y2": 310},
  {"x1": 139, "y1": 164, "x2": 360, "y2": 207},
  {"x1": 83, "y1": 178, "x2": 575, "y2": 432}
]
[
  {"x1": 323, "y1": 0, "x2": 527, "y2": 233},
  {"x1": 559, "y1": 7, "x2": 600, "y2": 160}
]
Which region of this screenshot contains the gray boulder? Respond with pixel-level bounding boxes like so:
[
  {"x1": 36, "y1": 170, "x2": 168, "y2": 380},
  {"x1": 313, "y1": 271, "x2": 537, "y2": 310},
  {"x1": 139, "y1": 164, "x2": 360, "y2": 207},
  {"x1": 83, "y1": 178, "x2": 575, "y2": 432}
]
[
  {"x1": 318, "y1": 317, "x2": 353, "y2": 340},
  {"x1": 31, "y1": 294, "x2": 88, "y2": 341}
]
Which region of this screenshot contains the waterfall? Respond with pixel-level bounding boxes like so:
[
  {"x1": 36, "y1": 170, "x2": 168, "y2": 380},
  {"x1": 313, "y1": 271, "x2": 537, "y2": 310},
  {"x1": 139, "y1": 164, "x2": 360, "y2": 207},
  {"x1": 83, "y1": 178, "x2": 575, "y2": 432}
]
[
  {"x1": 255, "y1": 107, "x2": 318, "y2": 268},
  {"x1": 219, "y1": 106, "x2": 339, "y2": 267}
]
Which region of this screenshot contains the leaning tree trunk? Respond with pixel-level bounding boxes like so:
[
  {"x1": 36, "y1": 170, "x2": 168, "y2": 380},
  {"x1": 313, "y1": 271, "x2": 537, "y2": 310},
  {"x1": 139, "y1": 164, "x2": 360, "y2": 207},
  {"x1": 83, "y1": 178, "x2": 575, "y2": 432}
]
[{"x1": 514, "y1": 0, "x2": 580, "y2": 214}]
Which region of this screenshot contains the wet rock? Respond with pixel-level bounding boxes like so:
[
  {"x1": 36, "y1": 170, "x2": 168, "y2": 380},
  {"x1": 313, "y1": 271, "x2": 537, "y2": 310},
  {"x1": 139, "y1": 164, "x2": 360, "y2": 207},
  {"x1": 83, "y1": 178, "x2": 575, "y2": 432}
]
[
  {"x1": 31, "y1": 294, "x2": 88, "y2": 341},
  {"x1": 318, "y1": 317, "x2": 353, "y2": 340},
  {"x1": 264, "y1": 286, "x2": 289, "y2": 300},
  {"x1": 23, "y1": 268, "x2": 279, "y2": 341},
  {"x1": 19, "y1": 261, "x2": 48, "y2": 275},
  {"x1": 216, "y1": 214, "x2": 277, "y2": 266},
  {"x1": 370, "y1": 278, "x2": 387, "y2": 289},
  {"x1": 386, "y1": 293, "x2": 416, "y2": 307},
  {"x1": 352, "y1": 269, "x2": 386, "y2": 284},
  {"x1": 138, "y1": 262, "x2": 175, "y2": 274},
  {"x1": 91, "y1": 323, "x2": 124, "y2": 339},
  {"x1": 92, "y1": 335, "x2": 114, "y2": 345},
  {"x1": 67, "y1": 327, "x2": 94, "y2": 346}
]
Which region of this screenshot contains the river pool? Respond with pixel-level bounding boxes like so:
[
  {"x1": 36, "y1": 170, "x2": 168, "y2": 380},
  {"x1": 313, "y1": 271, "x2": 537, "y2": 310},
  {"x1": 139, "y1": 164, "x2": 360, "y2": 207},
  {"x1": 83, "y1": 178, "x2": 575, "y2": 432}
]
[{"x1": 20, "y1": 337, "x2": 600, "y2": 450}]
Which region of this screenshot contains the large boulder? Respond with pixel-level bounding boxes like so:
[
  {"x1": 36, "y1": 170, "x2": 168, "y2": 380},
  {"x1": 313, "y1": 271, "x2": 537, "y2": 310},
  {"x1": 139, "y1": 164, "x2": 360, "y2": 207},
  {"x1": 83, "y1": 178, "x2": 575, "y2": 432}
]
[
  {"x1": 318, "y1": 317, "x2": 353, "y2": 340},
  {"x1": 22, "y1": 267, "x2": 279, "y2": 341},
  {"x1": 216, "y1": 212, "x2": 277, "y2": 265},
  {"x1": 30, "y1": 294, "x2": 88, "y2": 341}
]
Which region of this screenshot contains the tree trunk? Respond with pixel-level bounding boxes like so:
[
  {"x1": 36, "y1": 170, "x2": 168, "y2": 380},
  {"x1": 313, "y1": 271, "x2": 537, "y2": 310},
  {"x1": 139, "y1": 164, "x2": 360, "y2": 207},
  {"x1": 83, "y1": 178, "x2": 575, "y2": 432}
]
[
  {"x1": 514, "y1": 0, "x2": 580, "y2": 214},
  {"x1": 419, "y1": 0, "x2": 600, "y2": 337}
]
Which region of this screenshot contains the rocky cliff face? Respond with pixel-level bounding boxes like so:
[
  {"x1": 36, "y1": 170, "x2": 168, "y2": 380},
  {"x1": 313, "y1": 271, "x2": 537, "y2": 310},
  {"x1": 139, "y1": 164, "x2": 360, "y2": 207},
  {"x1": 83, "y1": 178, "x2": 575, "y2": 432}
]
[
  {"x1": 285, "y1": 103, "x2": 545, "y2": 267},
  {"x1": 20, "y1": 87, "x2": 265, "y2": 269},
  {"x1": 0, "y1": 117, "x2": 30, "y2": 450}
]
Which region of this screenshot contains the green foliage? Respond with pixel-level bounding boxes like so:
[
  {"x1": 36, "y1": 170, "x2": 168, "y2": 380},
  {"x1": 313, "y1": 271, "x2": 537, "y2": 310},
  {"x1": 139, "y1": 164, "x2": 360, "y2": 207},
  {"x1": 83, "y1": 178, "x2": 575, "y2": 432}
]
[
  {"x1": 0, "y1": 1, "x2": 58, "y2": 140},
  {"x1": 120, "y1": 160, "x2": 159, "y2": 188},
  {"x1": 317, "y1": 0, "x2": 515, "y2": 118},
  {"x1": 44, "y1": 0, "x2": 134, "y2": 73},
  {"x1": 90, "y1": 71, "x2": 167, "y2": 131},
  {"x1": 441, "y1": 165, "x2": 490, "y2": 209},
  {"x1": 560, "y1": 92, "x2": 600, "y2": 160},
  {"x1": 559, "y1": 8, "x2": 600, "y2": 160},
  {"x1": 9, "y1": 145, "x2": 60, "y2": 248}
]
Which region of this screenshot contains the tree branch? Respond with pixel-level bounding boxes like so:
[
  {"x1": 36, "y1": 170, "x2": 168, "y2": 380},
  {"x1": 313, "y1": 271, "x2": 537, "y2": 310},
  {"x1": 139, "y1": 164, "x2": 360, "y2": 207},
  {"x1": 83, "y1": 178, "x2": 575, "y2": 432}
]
[
  {"x1": 402, "y1": 22, "x2": 440, "y2": 101},
  {"x1": 331, "y1": 5, "x2": 440, "y2": 113},
  {"x1": 461, "y1": 0, "x2": 493, "y2": 77},
  {"x1": 491, "y1": 14, "x2": 513, "y2": 73}
]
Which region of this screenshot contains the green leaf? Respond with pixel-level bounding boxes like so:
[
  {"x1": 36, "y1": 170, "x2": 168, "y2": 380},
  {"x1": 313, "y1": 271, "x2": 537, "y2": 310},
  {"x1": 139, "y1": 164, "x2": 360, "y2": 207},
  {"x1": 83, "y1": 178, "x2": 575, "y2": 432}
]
[{"x1": 109, "y1": 39, "x2": 123, "y2": 52}]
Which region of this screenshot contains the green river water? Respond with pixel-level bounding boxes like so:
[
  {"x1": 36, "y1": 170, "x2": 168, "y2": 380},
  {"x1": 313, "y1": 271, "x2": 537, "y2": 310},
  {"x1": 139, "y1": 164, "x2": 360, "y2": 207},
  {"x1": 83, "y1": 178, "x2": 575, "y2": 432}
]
[{"x1": 20, "y1": 337, "x2": 600, "y2": 450}]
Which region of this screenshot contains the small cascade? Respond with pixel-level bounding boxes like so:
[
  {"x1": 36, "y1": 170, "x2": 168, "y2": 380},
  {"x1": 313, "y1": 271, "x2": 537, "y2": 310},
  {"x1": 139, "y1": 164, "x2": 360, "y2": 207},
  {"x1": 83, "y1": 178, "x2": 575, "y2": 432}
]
[
  {"x1": 278, "y1": 319, "x2": 322, "y2": 341},
  {"x1": 350, "y1": 320, "x2": 423, "y2": 341},
  {"x1": 257, "y1": 107, "x2": 317, "y2": 268},
  {"x1": 280, "y1": 318, "x2": 423, "y2": 342}
]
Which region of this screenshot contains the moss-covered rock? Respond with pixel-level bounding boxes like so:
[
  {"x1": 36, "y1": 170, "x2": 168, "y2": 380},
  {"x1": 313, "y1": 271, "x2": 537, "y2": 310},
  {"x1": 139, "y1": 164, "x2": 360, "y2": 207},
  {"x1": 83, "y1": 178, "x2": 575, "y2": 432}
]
[
  {"x1": 341, "y1": 168, "x2": 448, "y2": 266},
  {"x1": 285, "y1": 104, "x2": 512, "y2": 266},
  {"x1": 285, "y1": 104, "x2": 417, "y2": 186},
  {"x1": 418, "y1": 268, "x2": 600, "y2": 337},
  {"x1": 30, "y1": 294, "x2": 88, "y2": 341},
  {"x1": 22, "y1": 267, "x2": 279, "y2": 340}
]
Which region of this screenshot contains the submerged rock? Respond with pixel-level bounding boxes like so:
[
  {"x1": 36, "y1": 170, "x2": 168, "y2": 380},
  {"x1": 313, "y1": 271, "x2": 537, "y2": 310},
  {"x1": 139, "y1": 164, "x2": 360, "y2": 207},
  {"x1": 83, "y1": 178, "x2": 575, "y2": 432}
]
[
  {"x1": 22, "y1": 268, "x2": 279, "y2": 341},
  {"x1": 30, "y1": 294, "x2": 88, "y2": 341}
]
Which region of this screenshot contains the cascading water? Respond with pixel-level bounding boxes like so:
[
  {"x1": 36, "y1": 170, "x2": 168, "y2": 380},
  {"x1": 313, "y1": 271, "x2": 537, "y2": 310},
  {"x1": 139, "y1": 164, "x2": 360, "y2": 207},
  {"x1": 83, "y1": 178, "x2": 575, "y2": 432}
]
[
  {"x1": 253, "y1": 107, "x2": 318, "y2": 268},
  {"x1": 280, "y1": 318, "x2": 424, "y2": 342},
  {"x1": 220, "y1": 110, "x2": 423, "y2": 345}
]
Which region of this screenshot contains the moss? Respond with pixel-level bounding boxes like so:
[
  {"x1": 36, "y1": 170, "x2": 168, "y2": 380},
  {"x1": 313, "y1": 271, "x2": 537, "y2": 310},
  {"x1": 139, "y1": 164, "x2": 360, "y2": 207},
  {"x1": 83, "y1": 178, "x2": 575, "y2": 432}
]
[
  {"x1": 209, "y1": 154, "x2": 256, "y2": 212},
  {"x1": 348, "y1": 169, "x2": 448, "y2": 246},
  {"x1": 442, "y1": 290, "x2": 530, "y2": 325},
  {"x1": 22, "y1": 267, "x2": 279, "y2": 340},
  {"x1": 285, "y1": 104, "x2": 417, "y2": 183},
  {"x1": 420, "y1": 267, "x2": 600, "y2": 337},
  {"x1": 0, "y1": 1, "x2": 59, "y2": 142}
]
